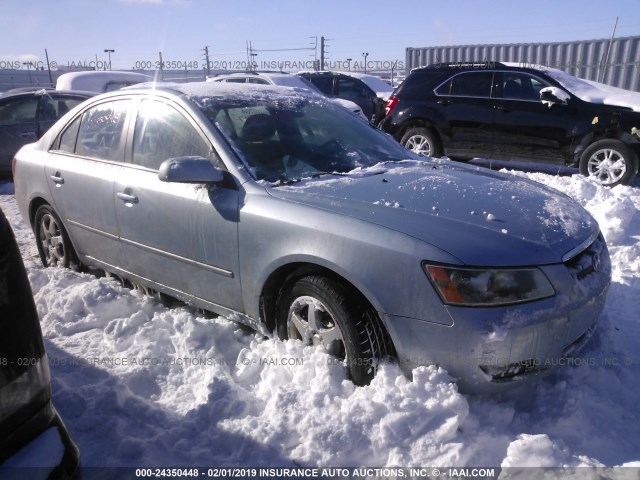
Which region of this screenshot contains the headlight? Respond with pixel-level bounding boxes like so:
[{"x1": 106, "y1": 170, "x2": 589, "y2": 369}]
[{"x1": 423, "y1": 263, "x2": 555, "y2": 306}]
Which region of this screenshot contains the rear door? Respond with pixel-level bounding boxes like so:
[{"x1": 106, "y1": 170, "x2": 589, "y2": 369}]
[
  {"x1": 45, "y1": 98, "x2": 132, "y2": 267},
  {"x1": 433, "y1": 70, "x2": 497, "y2": 158},
  {"x1": 114, "y1": 98, "x2": 244, "y2": 312}
]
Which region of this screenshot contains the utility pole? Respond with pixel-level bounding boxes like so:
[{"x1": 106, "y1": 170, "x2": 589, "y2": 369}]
[
  {"x1": 320, "y1": 36, "x2": 325, "y2": 71},
  {"x1": 158, "y1": 51, "x2": 164, "y2": 80},
  {"x1": 600, "y1": 17, "x2": 619, "y2": 83},
  {"x1": 202, "y1": 46, "x2": 211, "y2": 76},
  {"x1": 44, "y1": 49, "x2": 53, "y2": 86}
]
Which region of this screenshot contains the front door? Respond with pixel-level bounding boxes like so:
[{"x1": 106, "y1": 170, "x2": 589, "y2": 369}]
[{"x1": 114, "y1": 99, "x2": 244, "y2": 312}]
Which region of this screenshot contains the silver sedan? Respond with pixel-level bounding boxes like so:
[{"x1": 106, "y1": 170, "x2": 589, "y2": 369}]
[{"x1": 13, "y1": 82, "x2": 611, "y2": 392}]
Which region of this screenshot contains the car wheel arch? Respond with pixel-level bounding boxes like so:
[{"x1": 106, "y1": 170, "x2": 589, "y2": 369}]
[{"x1": 258, "y1": 262, "x2": 394, "y2": 349}]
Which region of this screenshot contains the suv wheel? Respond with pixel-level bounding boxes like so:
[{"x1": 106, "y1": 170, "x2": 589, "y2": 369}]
[
  {"x1": 400, "y1": 127, "x2": 443, "y2": 157},
  {"x1": 579, "y1": 139, "x2": 638, "y2": 187}
]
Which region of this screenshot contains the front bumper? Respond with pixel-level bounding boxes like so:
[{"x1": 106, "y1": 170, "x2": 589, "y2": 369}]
[{"x1": 385, "y1": 238, "x2": 611, "y2": 394}]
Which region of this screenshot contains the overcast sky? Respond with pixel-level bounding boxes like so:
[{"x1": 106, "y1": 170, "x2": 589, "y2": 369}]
[{"x1": 1, "y1": 0, "x2": 639, "y2": 72}]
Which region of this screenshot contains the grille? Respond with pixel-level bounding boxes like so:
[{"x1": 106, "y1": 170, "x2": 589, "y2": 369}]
[{"x1": 564, "y1": 234, "x2": 606, "y2": 281}]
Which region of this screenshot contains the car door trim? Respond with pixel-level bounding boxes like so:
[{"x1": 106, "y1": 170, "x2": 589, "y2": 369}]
[
  {"x1": 119, "y1": 236, "x2": 234, "y2": 278},
  {"x1": 68, "y1": 219, "x2": 234, "y2": 278}
]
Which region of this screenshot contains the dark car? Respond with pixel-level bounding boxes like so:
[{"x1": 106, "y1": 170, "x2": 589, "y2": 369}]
[
  {"x1": 380, "y1": 62, "x2": 640, "y2": 186},
  {"x1": 0, "y1": 89, "x2": 94, "y2": 177},
  {"x1": 297, "y1": 71, "x2": 391, "y2": 123},
  {"x1": 0, "y1": 207, "x2": 80, "y2": 477}
]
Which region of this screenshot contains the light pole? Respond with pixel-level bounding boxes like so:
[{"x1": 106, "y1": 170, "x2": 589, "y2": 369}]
[
  {"x1": 104, "y1": 49, "x2": 115, "y2": 70},
  {"x1": 361, "y1": 52, "x2": 369, "y2": 73},
  {"x1": 23, "y1": 61, "x2": 33, "y2": 84}
]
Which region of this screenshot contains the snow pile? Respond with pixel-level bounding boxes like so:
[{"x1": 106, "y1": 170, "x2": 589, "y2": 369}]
[{"x1": 1, "y1": 168, "x2": 639, "y2": 468}]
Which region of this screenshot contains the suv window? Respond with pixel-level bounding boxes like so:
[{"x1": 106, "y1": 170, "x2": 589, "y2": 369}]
[
  {"x1": 336, "y1": 77, "x2": 371, "y2": 99},
  {"x1": 305, "y1": 76, "x2": 333, "y2": 95},
  {"x1": 74, "y1": 100, "x2": 131, "y2": 161},
  {"x1": 133, "y1": 100, "x2": 211, "y2": 170},
  {"x1": 0, "y1": 97, "x2": 39, "y2": 125},
  {"x1": 501, "y1": 72, "x2": 549, "y2": 101},
  {"x1": 436, "y1": 71, "x2": 495, "y2": 98}
]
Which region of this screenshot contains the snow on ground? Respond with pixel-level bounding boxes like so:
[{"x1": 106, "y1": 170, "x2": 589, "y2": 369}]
[{"x1": 1, "y1": 166, "x2": 639, "y2": 469}]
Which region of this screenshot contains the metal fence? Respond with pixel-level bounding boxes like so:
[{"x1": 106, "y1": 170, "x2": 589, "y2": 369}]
[{"x1": 406, "y1": 35, "x2": 640, "y2": 91}]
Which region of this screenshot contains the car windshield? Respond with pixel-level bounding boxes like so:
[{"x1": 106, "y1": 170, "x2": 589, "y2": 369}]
[{"x1": 195, "y1": 92, "x2": 416, "y2": 182}]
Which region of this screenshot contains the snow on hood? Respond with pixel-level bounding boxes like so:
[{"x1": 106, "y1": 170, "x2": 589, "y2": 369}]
[
  {"x1": 268, "y1": 160, "x2": 598, "y2": 266},
  {"x1": 543, "y1": 68, "x2": 640, "y2": 112}
]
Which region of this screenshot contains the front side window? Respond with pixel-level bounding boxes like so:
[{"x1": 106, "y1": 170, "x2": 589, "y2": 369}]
[
  {"x1": 74, "y1": 100, "x2": 131, "y2": 161},
  {"x1": 436, "y1": 71, "x2": 495, "y2": 98},
  {"x1": 38, "y1": 96, "x2": 86, "y2": 122},
  {"x1": 501, "y1": 72, "x2": 549, "y2": 101},
  {"x1": 132, "y1": 100, "x2": 211, "y2": 170}
]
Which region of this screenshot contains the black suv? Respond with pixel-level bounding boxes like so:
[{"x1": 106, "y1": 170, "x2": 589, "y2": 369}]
[
  {"x1": 0, "y1": 206, "x2": 80, "y2": 477},
  {"x1": 380, "y1": 62, "x2": 640, "y2": 186},
  {"x1": 297, "y1": 71, "x2": 389, "y2": 124}
]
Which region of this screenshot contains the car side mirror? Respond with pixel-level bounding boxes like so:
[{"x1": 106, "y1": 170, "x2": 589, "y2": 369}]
[
  {"x1": 540, "y1": 88, "x2": 568, "y2": 107},
  {"x1": 158, "y1": 157, "x2": 225, "y2": 184}
]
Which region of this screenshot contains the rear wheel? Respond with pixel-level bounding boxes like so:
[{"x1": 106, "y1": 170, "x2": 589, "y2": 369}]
[
  {"x1": 34, "y1": 204, "x2": 82, "y2": 270},
  {"x1": 400, "y1": 127, "x2": 443, "y2": 157},
  {"x1": 276, "y1": 275, "x2": 390, "y2": 385},
  {"x1": 579, "y1": 139, "x2": 638, "y2": 187}
]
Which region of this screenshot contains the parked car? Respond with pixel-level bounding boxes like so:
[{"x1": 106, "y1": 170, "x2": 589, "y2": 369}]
[
  {"x1": 207, "y1": 71, "x2": 365, "y2": 119},
  {"x1": 297, "y1": 71, "x2": 392, "y2": 123},
  {"x1": 380, "y1": 61, "x2": 640, "y2": 187},
  {"x1": 0, "y1": 89, "x2": 94, "y2": 177},
  {"x1": 55, "y1": 71, "x2": 152, "y2": 93},
  {"x1": 13, "y1": 82, "x2": 610, "y2": 392},
  {"x1": 0, "y1": 207, "x2": 80, "y2": 477}
]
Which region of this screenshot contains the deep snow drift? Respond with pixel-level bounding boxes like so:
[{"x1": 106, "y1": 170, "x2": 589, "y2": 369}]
[{"x1": 1, "y1": 167, "x2": 639, "y2": 469}]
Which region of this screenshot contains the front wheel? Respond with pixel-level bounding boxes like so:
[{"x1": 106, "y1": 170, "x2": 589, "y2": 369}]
[
  {"x1": 34, "y1": 204, "x2": 82, "y2": 270},
  {"x1": 400, "y1": 127, "x2": 443, "y2": 157},
  {"x1": 276, "y1": 275, "x2": 390, "y2": 385},
  {"x1": 579, "y1": 139, "x2": 638, "y2": 187}
]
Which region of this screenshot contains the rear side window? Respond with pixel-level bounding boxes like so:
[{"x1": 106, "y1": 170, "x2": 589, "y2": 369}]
[
  {"x1": 305, "y1": 76, "x2": 333, "y2": 95},
  {"x1": 436, "y1": 71, "x2": 495, "y2": 98},
  {"x1": 0, "y1": 97, "x2": 38, "y2": 125},
  {"x1": 74, "y1": 100, "x2": 131, "y2": 161},
  {"x1": 132, "y1": 100, "x2": 211, "y2": 170},
  {"x1": 336, "y1": 77, "x2": 371, "y2": 99}
]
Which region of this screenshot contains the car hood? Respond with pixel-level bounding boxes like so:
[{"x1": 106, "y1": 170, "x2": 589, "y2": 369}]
[{"x1": 266, "y1": 160, "x2": 598, "y2": 266}]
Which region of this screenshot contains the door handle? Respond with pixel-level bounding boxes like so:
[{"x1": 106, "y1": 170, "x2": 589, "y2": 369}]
[
  {"x1": 50, "y1": 173, "x2": 64, "y2": 185},
  {"x1": 116, "y1": 192, "x2": 139, "y2": 204}
]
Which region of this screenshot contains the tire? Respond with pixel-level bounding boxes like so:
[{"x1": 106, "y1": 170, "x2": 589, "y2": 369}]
[
  {"x1": 400, "y1": 127, "x2": 443, "y2": 157},
  {"x1": 276, "y1": 275, "x2": 390, "y2": 386},
  {"x1": 579, "y1": 139, "x2": 638, "y2": 187},
  {"x1": 34, "y1": 204, "x2": 82, "y2": 270}
]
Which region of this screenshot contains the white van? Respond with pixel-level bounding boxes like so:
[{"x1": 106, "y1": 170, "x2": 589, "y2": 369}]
[{"x1": 56, "y1": 71, "x2": 152, "y2": 93}]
